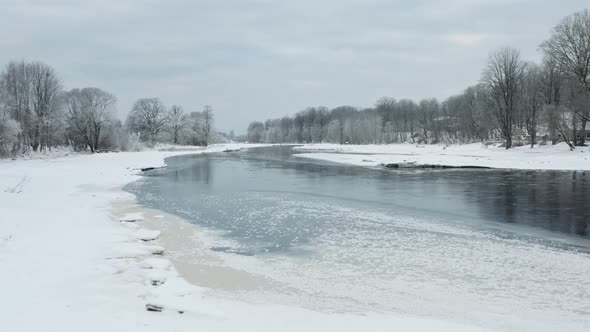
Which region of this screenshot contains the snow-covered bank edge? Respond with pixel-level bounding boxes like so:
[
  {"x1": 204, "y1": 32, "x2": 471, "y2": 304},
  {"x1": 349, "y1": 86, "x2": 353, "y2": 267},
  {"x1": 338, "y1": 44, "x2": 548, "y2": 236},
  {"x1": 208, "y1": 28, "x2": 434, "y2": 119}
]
[
  {"x1": 110, "y1": 197, "x2": 288, "y2": 297},
  {"x1": 0, "y1": 144, "x2": 257, "y2": 329},
  {"x1": 0, "y1": 143, "x2": 494, "y2": 332},
  {"x1": 293, "y1": 143, "x2": 590, "y2": 171}
]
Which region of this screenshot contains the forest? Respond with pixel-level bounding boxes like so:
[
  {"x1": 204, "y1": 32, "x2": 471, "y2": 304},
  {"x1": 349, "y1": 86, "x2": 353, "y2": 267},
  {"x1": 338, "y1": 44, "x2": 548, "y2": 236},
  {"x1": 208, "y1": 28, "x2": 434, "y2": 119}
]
[{"x1": 247, "y1": 9, "x2": 590, "y2": 150}]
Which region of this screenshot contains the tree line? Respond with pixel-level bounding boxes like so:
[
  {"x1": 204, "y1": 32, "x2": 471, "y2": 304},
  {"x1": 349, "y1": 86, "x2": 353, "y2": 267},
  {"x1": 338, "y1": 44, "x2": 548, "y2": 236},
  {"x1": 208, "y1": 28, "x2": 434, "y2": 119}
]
[
  {"x1": 247, "y1": 9, "x2": 590, "y2": 150},
  {"x1": 0, "y1": 62, "x2": 221, "y2": 156}
]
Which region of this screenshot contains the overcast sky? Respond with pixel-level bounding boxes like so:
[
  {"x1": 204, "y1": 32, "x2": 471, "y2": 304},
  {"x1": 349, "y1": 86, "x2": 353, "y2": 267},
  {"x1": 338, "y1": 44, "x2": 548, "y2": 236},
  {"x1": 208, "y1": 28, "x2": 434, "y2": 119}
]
[{"x1": 0, "y1": 1, "x2": 587, "y2": 133}]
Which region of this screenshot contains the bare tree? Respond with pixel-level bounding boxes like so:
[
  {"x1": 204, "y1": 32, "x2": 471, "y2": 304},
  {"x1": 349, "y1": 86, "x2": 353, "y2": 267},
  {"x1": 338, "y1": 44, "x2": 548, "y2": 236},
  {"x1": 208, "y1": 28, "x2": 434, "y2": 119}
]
[
  {"x1": 482, "y1": 48, "x2": 526, "y2": 149},
  {"x1": 1, "y1": 61, "x2": 32, "y2": 153},
  {"x1": 545, "y1": 105, "x2": 576, "y2": 150},
  {"x1": 541, "y1": 9, "x2": 590, "y2": 99},
  {"x1": 167, "y1": 105, "x2": 185, "y2": 145},
  {"x1": 247, "y1": 121, "x2": 265, "y2": 143},
  {"x1": 375, "y1": 98, "x2": 396, "y2": 143},
  {"x1": 29, "y1": 62, "x2": 63, "y2": 151},
  {"x1": 521, "y1": 63, "x2": 544, "y2": 147},
  {"x1": 0, "y1": 61, "x2": 63, "y2": 152},
  {"x1": 562, "y1": 76, "x2": 590, "y2": 146},
  {"x1": 418, "y1": 98, "x2": 440, "y2": 142},
  {"x1": 185, "y1": 112, "x2": 204, "y2": 146},
  {"x1": 64, "y1": 87, "x2": 116, "y2": 152},
  {"x1": 540, "y1": 56, "x2": 564, "y2": 144},
  {"x1": 129, "y1": 98, "x2": 168, "y2": 145}
]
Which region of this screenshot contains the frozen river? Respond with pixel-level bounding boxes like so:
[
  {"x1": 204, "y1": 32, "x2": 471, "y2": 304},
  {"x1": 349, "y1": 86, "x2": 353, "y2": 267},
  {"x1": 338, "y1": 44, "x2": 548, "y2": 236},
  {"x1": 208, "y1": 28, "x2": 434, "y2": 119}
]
[{"x1": 126, "y1": 145, "x2": 590, "y2": 331}]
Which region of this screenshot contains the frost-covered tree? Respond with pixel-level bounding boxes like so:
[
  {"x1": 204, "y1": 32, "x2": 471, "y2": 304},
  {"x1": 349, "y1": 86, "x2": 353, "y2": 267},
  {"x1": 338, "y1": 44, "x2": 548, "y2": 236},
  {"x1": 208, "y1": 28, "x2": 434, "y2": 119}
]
[
  {"x1": 127, "y1": 97, "x2": 168, "y2": 145},
  {"x1": 166, "y1": 105, "x2": 185, "y2": 145},
  {"x1": 182, "y1": 111, "x2": 205, "y2": 146},
  {"x1": 0, "y1": 109, "x2": 21, "y2": 155},
  {"x1": 202, "y1": 105, "x2": 214, "y2": 146},
  {"x1": 247, "y1": 121, "x2": 265, "y2": 143},
  {"x1": 482, "y1": 48, "x2": 526, "y2": 149},
  {"x1": 64, "y1": 87, "x2": 116, "y2": 152},
  {"x1": 0, "y1": 61, "x2": 64, "y2": 152},
  {"x1": 29, "y1": 62, "x2": 63, "y2": 151}
]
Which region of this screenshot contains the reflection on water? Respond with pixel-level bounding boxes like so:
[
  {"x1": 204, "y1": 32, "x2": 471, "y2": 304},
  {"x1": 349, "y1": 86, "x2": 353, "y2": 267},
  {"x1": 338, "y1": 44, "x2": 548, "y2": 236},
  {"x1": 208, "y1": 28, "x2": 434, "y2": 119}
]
[{"x1": 472, "y1": 170, "x2": 589, "y2": 236}]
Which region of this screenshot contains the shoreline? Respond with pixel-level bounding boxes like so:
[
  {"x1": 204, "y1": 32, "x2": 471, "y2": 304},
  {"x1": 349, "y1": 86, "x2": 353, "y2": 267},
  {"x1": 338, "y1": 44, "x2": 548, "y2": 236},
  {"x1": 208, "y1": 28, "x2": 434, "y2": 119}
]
[{"x1": 110, "y1": 198, "x2": 294, "y2": 295}]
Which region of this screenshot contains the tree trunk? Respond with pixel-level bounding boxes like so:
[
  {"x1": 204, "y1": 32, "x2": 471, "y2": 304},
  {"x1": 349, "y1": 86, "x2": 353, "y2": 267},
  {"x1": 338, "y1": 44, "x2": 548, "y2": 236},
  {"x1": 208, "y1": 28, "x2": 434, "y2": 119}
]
[
  {"x1": 573, "y1": 115, "x2": 579, "y2": 146},
  {"x1": 581, "y1": 117, "x2": 588, "y2": 146}
]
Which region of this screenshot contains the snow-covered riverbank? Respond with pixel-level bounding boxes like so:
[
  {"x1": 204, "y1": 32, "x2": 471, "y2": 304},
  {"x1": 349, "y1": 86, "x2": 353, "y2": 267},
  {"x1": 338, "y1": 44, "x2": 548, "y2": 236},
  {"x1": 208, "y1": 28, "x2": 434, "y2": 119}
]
[
  {"x1": 0, "y1": 144, "x2": 491, "y2": 332},
  {"x1": 294, "y1": 143, "x2": 590, "y2": 170}
]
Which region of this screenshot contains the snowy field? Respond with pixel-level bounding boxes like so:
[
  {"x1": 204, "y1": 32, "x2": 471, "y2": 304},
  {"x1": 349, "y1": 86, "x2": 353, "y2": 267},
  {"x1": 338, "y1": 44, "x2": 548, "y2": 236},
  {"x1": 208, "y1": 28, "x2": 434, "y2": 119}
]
[
  {"x1": 0, "y1": 143, "x2": 492, "y2": 332},
  {"x1": 294, "y1": 142, "x2": 590, "y2": 170}
]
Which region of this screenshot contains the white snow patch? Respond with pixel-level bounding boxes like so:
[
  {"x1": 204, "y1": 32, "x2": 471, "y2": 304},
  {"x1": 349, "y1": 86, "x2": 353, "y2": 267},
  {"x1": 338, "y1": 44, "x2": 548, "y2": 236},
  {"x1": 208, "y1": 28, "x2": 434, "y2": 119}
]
[
  {"x1": 145, "y1": 245, "x2": 165, "y2": 255},
  {"x1": 120, "y1": 212, "x2": 145, "y2": 222},
  {"x1": 145, "y1": 269, "x2": 168, "y2": 286},
  {"x1": 135, "y1": 229, "x2": 161, "y2": 241},
  {"x1": 140, "y1": 257, "x2": 173, "y2": 270}
]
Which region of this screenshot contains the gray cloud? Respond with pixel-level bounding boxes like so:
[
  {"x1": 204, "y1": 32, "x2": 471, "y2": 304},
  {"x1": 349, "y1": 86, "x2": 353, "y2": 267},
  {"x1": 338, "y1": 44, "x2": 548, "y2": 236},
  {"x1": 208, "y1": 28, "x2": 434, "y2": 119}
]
[{"x1": 0, "y1": 0, "x2": 587, "y2": 132}]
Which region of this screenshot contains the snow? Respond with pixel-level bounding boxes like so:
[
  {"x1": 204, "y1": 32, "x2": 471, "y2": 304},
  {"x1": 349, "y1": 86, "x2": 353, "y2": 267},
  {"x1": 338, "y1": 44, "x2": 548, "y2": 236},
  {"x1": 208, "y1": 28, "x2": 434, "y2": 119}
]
[
  {"x1": 120, "y1": 212, "x2": 145, "y2": 222},
  {"x1": 0, "y1": 143, "x2": 492, "y2": 332},
  {"x1": 135, "y1": 229, "x2": 161, "y2": 241},
  {"x1": 145, "y1": 245, "x2": 165, "y2": 255},
  {"x1": 140, "y1": 257, "x2": 173, "y2": 270},
  {"x1": 294, "y1": 142, "x2": 590, "y2": 170},
  {"x1": 5, "y1": 145, "x2": 77, "y2": 160}
]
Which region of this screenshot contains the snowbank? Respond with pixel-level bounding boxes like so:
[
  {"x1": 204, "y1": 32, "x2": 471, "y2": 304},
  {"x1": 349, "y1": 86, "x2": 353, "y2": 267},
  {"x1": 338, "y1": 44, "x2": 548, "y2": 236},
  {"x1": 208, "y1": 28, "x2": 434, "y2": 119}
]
[
  {"x1": 294, "y1": 142, "x2": 590, "y2": 170},
  {"x1": 0, "y1": 143, "x2": 491, "y2": 332}
]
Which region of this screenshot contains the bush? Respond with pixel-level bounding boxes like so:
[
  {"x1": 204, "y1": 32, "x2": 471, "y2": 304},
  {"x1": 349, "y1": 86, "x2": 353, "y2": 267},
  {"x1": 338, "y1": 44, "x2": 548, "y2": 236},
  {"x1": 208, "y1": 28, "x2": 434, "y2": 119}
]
[
  {"x1": 0, "y1": 117, "x2": 21, "y2": 156},
  {"x1": 513, "y1": 140, "x2": 525, "y2": 147},
  {"x1": 121, "y1": 132, "x2": 143, "y2": 152}
]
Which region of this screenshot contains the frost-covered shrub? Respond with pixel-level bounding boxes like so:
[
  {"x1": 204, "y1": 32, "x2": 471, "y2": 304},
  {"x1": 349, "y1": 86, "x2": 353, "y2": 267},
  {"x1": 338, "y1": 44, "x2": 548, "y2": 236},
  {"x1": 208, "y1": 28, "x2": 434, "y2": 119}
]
[
  {"x1": 483, "y1": 141, "x2": 495, "y2": 147},
  {"x1": 119, "y1": 132, "x2": 143, "y2": 152},
  {"x1": 0, "y1": 116, "x2": 21, "y2": 156}
]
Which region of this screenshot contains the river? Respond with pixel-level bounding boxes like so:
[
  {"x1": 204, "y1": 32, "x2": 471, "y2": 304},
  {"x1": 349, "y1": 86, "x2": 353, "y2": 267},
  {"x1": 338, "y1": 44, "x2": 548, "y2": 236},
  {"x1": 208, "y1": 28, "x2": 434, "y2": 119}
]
[{"x1": 125, "y1": 145, "x2": 590, "y2": 331}]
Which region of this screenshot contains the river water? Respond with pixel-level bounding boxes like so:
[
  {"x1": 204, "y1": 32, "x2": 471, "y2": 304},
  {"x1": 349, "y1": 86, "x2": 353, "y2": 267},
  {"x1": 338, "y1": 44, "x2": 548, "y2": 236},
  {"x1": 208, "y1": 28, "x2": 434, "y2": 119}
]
[{"x1": 125, "y1": 146, "x2": 590, "y2": 331}]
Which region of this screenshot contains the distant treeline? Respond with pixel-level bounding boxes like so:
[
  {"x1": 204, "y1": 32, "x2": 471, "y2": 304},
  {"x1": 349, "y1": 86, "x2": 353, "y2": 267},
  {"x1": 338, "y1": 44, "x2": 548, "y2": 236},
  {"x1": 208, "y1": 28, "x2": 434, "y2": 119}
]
[
  {"x1": 0, "y1": 64, "x2": 227, "y2": 156},
  {"x1": 247, "y1": 9, "x2": 590, "y2": 150}
]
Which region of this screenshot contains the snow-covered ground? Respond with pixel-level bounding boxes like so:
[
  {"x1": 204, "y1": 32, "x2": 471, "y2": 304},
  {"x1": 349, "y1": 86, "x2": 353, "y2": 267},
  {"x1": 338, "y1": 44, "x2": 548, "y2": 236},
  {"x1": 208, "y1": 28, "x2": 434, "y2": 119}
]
[
  {"x1": 294, "y1": 142, "x2": 590, "y2": 170},
  {"x1": 0, "y1": 143, "x2": 491, "y2": 332}
]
